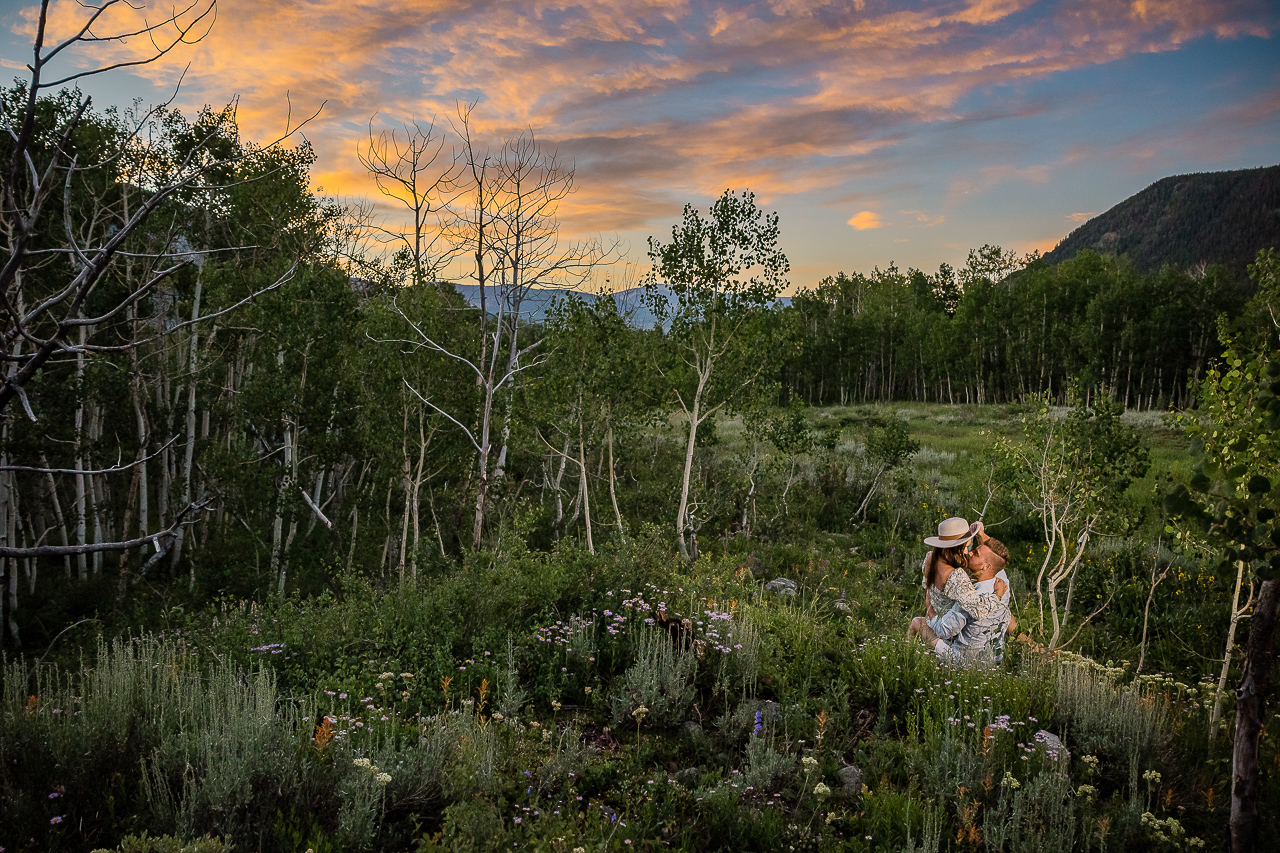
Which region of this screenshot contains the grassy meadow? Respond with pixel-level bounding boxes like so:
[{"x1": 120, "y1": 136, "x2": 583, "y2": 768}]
[{"x1": 1, "y1": 402, "x2": 1262, "y2": 852}]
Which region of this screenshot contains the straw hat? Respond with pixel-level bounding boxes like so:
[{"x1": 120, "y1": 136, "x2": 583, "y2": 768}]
[{"x1": 924, "y1": 516, "x2": 979, "y2": 549}]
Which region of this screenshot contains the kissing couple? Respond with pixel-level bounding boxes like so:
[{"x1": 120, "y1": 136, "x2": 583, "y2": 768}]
[{"x1": 907, "y1": 517, "x2": 1015, "y2": 666}]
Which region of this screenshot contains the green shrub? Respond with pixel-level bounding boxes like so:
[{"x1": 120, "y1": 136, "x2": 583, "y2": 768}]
[{"x1": 91, "y1": 833, "x2": 233, "y2": 853}]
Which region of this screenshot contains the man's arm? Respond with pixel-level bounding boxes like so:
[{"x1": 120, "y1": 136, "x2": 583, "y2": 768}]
[{"x1": 929, "y1": 603, "x2": 970, "y2": 641}]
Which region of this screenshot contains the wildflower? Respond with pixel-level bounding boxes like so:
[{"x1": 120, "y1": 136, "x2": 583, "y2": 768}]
[
  {"x1": 375, "y1": 772, "x2": 391, "y2": 785},
  {"x1": 753, "y1": 710, "x2": 763, "y2": 735},
  {"x1": 1077, "y1": 784, "x2": 1097, "y2": 800},
  {"x1": 552, "y1": 701, "x2": 562, "y2": 712},
  {"x1": 353, "y1": 758, "x2": 372, "y2": 768},
  {"x1": 1143, "y1": 769, "x2": 1163, "y2": 787},
  {"x1": 492, "y1": 713, "x2": 505, "y2": 722},
  {"x1": 584, "y1": 686, "x2": 592, "y2": 695},
  {"x1": 814, "y1": 782, "x2": 831, "y2": 799},
  {"x1": 50, "y1": 815, "x2": 64, "y2": 825},
  {"x1": 802, "y1": 756, "x2": 818, "y2": 771},
  {"x1": 634, "y1": 706, "x2": 648, "y2": 721},
  {"x1": 1001, "y1": 771, "x2": 1021, "y2": 790}
]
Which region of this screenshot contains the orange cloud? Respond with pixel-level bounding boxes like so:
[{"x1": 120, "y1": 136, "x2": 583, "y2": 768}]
[
  {"x1": 848, "y1": 211, "x2": 882, "y2": 230},
  {"x1": 12, "y1": 0, "x2": 1274, "y2": 266},
  {"x1": 1066, "y1": 211, "x2": 1096, "y2": 222}
]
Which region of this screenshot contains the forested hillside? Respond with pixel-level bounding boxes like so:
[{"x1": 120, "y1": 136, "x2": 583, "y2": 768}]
[{"x1": 1042, "y1": 164, "x2": 1280, "y2": 276}]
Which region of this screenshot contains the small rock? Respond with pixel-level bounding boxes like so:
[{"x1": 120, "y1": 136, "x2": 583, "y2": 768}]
[
  {"x1": 765, "y1": 578, "x2": 797, "y2": 597},
  {"x1": 834, "y1": 600, "x2": 850, "y2": 611},
  {"x1": 1033, "y1": 730, "x2": 1069, "y2": 762},
  {"x1": 682, "y1": 720, "x2": 702, "y2": 736},
  {"x1": 838, "y1": 764, "x2": 863, "y2": 793},
  {"x1": 673, "y1": 766, "x2": 700, "y2": 784}
]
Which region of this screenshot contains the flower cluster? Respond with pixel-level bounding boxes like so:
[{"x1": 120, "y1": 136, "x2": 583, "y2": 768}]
[{"x1": 353, "y1": 756, "x2": 392, "y2": 785}]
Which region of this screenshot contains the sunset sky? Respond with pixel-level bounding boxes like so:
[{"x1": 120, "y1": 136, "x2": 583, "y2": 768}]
[{"x1": 3, "y1": 0, "x2": 1277, "y2": 290}]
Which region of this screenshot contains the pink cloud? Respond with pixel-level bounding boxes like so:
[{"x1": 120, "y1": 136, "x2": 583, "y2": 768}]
[{"x1": 12, "y1": 0, "x2": 1274, "y2": 265}]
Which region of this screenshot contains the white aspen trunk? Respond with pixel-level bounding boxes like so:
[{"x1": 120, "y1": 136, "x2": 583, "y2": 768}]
[
  {"x1": 273, "y1": 422, "x2": 295, "y2": 595},
  {"x1": 305, "y1": 468, "x2": 327, "y2": 537},
  {"x1": 552, "y1": 432, "x2": 571, "y2": 538},
  {"x1": 398, "y1": 463, "x2": 411, "y2": 583},
  {"x1": 398, "y1": 402, "x2": 411, "y2": 581},
  {"x1": 88, "y1": 443, "x2": 105, "y2": 576},
  {"x1": 410, "y1": 403, "x2": 428, "y2": 579},
  {"x1": 676, "y1": 356, "x2": 712, "y2": 561},
  {"x1": 380, "y1": 475, "x2": 394, "y2": 576},
  {"x1": 428, "y1": 485, "x2": 447, "y2": 558},
  {"x1": 607, "y1": 425, "x2": 625, "y2": 542},
  {"x1": 1047, "y1": 528, "x2": 1089, "y2": 649},
  {"x1": 86, "y1": 399, "x2": 105, "y2": 576},
  {"x1": 345, "y1": 505, "x2": 360, "y2": 575},
  {"x1": 173, "y1": 272, "x2": 201, "y2": 581},
  {"x1": 493, "y1": 317, "x2": 521, "y2": 481},
  {"x1": 40, "y1": 456, "x2": 72, "y2": 578},
  {"x1": 1211, "y1": 560, "x2": 1251, "y2": 743},
  {"x1": 157, "y1": 365, "x2": 172, "y2": 536},
  {"x1": 472, "y1": 354, "x2": 499, "y2": 549},
  {"x1": 0, "y1": 441, "x2": 15, "y2": 644},
  {"x1": 271, "y1": 345, "x2": 292, "y2": 594},
  {"x1": 131, "y1": 312, "x2": 150, "y2": 546},
  {"x1": 74, "y1": 326, "x2": 88, "y2": 581},
  {"x1": 578, "y1": 396, "x2": 594, "y2": 555}
]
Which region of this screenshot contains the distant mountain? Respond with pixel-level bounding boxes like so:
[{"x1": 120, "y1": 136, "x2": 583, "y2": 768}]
[
  {"x1": 1042, "y1": 164, "x2": 1280, "y2": 277},
  {"x1": 450, "y1": 284, "x2": 790, "y2": 329}
]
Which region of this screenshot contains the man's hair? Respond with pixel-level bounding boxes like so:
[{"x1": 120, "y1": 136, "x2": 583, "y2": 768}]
[{"x1": 980, "y1": 535, "x2": 1009, "y2": 571}]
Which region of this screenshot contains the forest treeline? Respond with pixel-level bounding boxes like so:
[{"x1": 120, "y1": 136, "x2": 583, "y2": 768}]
[
  {"x1": 1, "y1": 83, "x2": 1276, "y2": 645},
  {"x1": 783, "y1": 246, "x2": 1256, "y2": 408}
]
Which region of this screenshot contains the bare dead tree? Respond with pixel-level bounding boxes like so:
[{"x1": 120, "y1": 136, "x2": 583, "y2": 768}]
[
  {"x1": 375, "y1": 105, "x2": 613, "y2": 550},
  {"x1": 357, "y1": 117, "x2": 460, "y2": 285}
]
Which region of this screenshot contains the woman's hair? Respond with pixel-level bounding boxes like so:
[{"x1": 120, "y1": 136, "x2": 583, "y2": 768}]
[{"x1": 925, "y1": 544, "x2": 968, "y2": 589}]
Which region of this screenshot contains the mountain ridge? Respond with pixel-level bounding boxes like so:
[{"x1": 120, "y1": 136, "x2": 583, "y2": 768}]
[{"x1": 1042, "y1": 164, "x2": 1280, "y2": 276}]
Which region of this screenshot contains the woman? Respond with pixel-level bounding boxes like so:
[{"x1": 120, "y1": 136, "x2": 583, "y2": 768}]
[{"x1": 907, "y1": 517, "x2": 1008, "y2": 662}]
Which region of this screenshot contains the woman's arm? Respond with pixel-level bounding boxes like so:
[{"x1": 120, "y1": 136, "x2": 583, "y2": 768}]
[{"x1": 942, "y1": 569, "x2": 1007, "y2": 622}]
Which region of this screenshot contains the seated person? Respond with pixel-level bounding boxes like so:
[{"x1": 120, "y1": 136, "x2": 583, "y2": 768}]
[
  {"x1": 929, "y1": 523, "x2": 1015, "y2": 664},
  {"x1": 908, "y1": 518, "x2": 1009, "y2": 666}
]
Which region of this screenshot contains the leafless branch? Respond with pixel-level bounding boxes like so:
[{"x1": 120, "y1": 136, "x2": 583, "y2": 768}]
[
  {"x1": 0, "y1": 499, "x2": 207, "y2": 557},
  {"x1": 0, "y1": 435, "x2": 178, "y2": 474}
]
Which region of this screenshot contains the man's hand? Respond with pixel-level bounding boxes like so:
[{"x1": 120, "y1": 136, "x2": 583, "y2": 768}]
[{"x1": 994, "y1": 578, "x2": 1008, "y2": 600}]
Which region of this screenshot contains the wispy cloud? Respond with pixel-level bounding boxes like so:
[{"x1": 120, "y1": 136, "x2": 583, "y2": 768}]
[{"x1": 13, "y1": 0, "x2": 1277, "y2": 272}]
